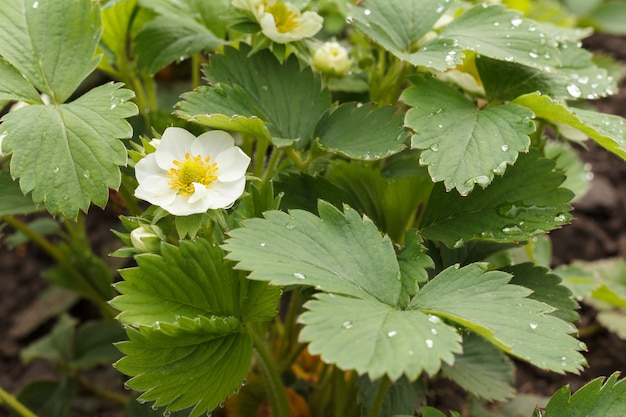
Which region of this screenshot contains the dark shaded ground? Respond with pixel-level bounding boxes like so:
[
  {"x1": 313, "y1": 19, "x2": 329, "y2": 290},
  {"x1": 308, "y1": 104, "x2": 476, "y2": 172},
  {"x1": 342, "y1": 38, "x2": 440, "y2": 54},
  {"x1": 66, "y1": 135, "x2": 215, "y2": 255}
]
[{"x1": 1, "y1": 34, "x2": 625, "y2": 417}]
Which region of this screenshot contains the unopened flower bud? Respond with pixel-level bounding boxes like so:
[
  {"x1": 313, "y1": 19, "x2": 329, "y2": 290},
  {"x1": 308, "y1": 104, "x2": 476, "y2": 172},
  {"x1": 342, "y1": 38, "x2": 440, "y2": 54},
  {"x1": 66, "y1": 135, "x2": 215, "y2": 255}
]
[
  {"x1": 312, "y1": 41, "x2": 351, "y2": 76},
  {"x1": 130, "y1": 226, "x2": 161, "y2": 253}
]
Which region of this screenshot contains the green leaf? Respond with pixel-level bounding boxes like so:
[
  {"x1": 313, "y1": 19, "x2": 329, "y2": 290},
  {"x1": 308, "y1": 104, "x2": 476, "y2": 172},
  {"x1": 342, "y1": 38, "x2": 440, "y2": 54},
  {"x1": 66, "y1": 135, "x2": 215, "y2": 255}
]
[
  {"x1": 115, "y1": 317, "x2": 251, "y2": 416},
  {"x1": 21, "y1": 314, "x2": 75, "y2": 364},
  {"x1": 112, "y1": 238, "x2": 279, "y2": 325},
  {"x1": 397, "y1": 230, "x2": 435, "y2": 307},
  {"x1": 315, "y1": 103, "x2": 408, "y2": 160},
  {"x1": 134, "y1": 16, "x2": 223, "y2": 74},
  {"x1": 225, "y1": 201, "x2": 402, "y2": 306},
  {"x1": 0, "y1": 171, "x2": 42, "y2": 216},
  {"x1": 1, "y1": 82, "x2": 137, "y2": 218},
  {"x1": 0, "y1": 58, "x2": 41, "y2": 103},
  {"x1": 275, "y1": 173, "x2": 355, "y2": 215},
  {"x1": 505, "y1": 263, "x2": 579, "y2": 323},
  {"x1": 358, "y1": 375, "x2": 425, "y2": 417},
  {"x1": 71, "y1": 320, "x2": 126, "y2": 369},
  {"x1": 100, "y1": 0, "x2": 138, "y2": 74},
  {"x1": 442, "y1": 333, "x2": 515, "y2": 401},
  {"x1": 589, "y1": 1, "x2": 626, "y2": 35},
  {"x1": 544, "y1": 140, "x2": 591, "y2": 202},
  {"x1": 299, "y1": 294, "x2": 462, "y2": 380},
  {"x1": 347, "y1": 0, "x2": 455, "y2": 69},
  {"x1": 419, "y1": 150, "x2": 574, "y2": 247},
  {"x1": 401, "y1": 74, "x2": 534, "y2": 194},
  {"x1": 440, "y1": 5, "x2": 561, "y2": 71},
  {"x1": 0, "y1": 0, "x2": 101, "y2": 103},
  {"x1": 176, "y1": 44, "x2": 331, "y2": 147},
  {"x1": 513, "y1": 93, "x2": 626, "y2": 160},
  {"x1": 410, "y1": 263, "x2": 586, "y2": 373},
  {"x1": 477, "y1": 43, "x2": 617, "y2": 102},
  {"x1": 544, "y1": 373, "x2": 626, "y2": 416},
  {"x1": 15, "y1": 380, "x2": 76, "y2": 417}
]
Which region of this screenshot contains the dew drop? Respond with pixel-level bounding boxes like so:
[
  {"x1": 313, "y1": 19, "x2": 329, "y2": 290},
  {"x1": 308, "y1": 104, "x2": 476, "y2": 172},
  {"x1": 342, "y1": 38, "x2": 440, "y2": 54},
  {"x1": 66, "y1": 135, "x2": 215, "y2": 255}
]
[
  {"x1": 566, "y1": 84, "x2": 582, "y2": 98},
  {"x1": 164, "y1": 412, "x2": 171, "y2": 417},
  {"x1": 83, "y1": 170, "x2": 91, "y2": 179},
  {"x1": 137, "y1": 398, "x2": 146, "y2": 404},
  {"x1": 342, "y1": 320, "x2": 353, "y2": 329},
  {"x1": 430, "y1": 143, "x2": 439, "y2": 152},
  {"x1": 435, "y1": 5, "x2": 444, "y2": 13},
  {"x1": 219, "y1": 402, "x2": 225, "y2": 408},
  {"x1": 293, "y1": 272, "x2": 306, "y2": 280},
  {"x1": 123, "y1": 382, "x2": 130, "y2": 390},
  {"x1": 425, "y1": 339, "x2": 434, "y2": 348},
  {"x1": 110, "y1": 103, "x2": 117, "y2": 109},
  {"x1": 387, "y1": 330, "x2": 398, "y2": 338},
  {"x1": 504, "y1": 56, "x2": 515, "y2": 62},
  {"x1": 528, "y1": 50, "x2": 539, "y2": 59},
  {"x1": 529, "y1": 321, "x2": 538, "y2": 330},
  {"x1": 260, "y1": 242, "x2": 266, "y2": 247},
  {"x1": 345, "y1": 15, "x2": 353, "y2": 24},
  {"x1": 431, "y1": 328, "x2": 438, "y2": 335},
  {"x1": 408, "y1": 349, "x2": 414, "y2": 356},
  {"x1": 261, "y1": 85, "x2": 269, "y2": 91},
  {"x1": 493, "y1": 21, "x2": 500, "y2": 27},
  {"x1": 502, "y1": 225, "x2": 523, "y2": 235},
  {"x1": 428, "y1": 315, "x2": 441, "y2": 324},
  {"x1": 438, "y1": 124, "x2": 443, "y2": 129},
  {"x1": 364, "y1": 8, "x2": 371, "y2": 15},
  {"x1": 32, "y1": 1, "x2": 39, "y2": 8},
  {"x1": 52, "y1": 167, "x2": 59, "y2": 173},
  {"x1": 453, "y1": 239, "x2": 464, "y2": 248},
  {"x1": 501, "y1": 144, "x2": 509, "y2": 152},
  {"x1": 554, "y1": 213, "x2": 567, "y2": 222},
  {"x1": 241, "y1": 378, "x2": 248, "y2": 386},
  {"x1": 511, "y1": 17, "x2": 523, "y2": 27},
  {"x1": 152, "y1": 405, "x2": 159, "y2": 411},
  {"x1": 286, "y1": 223, "x2": 296, "y2": 230}
]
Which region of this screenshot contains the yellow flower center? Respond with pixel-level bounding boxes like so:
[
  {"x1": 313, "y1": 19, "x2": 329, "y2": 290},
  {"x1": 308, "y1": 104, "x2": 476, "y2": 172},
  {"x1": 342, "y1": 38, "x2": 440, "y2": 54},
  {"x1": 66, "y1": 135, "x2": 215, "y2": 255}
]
[
  {"x1": 267, "y1": 2, "x2": 299, "y2": 33},
  {"x1": 167, "y1": 153, "x2": 218, "y2": 196}
]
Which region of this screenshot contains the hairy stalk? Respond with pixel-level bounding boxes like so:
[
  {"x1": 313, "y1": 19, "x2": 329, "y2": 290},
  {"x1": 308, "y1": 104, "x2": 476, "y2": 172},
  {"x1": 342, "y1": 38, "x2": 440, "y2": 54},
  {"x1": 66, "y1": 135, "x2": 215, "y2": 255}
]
[
  {"x1": 248, "y1": 323, "x2": 290, "y2": 417},
  {"x1": 1, "y1": 215, "x2": 116, "y2": 319},
  {"x1": 0, "y1": 386, "x2": 37, "y2": 417}
]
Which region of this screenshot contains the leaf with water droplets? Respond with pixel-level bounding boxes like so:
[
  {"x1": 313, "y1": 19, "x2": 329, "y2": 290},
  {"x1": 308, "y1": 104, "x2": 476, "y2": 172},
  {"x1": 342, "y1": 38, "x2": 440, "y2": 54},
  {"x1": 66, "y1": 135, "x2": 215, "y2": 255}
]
[
  {"x1": 401, "y1": 74, "x2": 534, "y2": 195},
  {"x1": 410, "y1": 263, "x2": 586, "y2": 373},
  {"x1": 315, "y1": 102, "x2": 408, "y2": 160},
  {"x1": 347, "y1": 0, "x2": 455, "y2": 69},
  {"x1": 1, "y1": 82, "x2": 137, "y2": 218},
  {"x1": 419, "y1": 150, "x2": 574, "y2": 247},
  {"x1": 175, "y1": 45, "x2": 331, "y2": 148},
  {"x1": 544, "y1": 373, "x2": 626, "y2": 417},
  {"x1": 514, "y1": 92, "x2": 626, "y2": 161}
]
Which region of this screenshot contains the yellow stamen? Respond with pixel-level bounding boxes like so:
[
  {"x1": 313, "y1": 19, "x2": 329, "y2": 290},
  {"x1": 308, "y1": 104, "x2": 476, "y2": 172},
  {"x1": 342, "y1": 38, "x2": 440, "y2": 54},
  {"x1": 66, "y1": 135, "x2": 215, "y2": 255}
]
[
  {"x1": 267, "y1": 2, "x2": 299, "y2": 33},
  {"x1": 167, "y1": 153, "x2": 218, "y2": 196}
]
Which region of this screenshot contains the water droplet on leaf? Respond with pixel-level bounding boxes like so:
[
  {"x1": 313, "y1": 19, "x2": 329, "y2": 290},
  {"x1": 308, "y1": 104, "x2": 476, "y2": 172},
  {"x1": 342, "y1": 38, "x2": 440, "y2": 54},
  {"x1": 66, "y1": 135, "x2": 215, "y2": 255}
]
[
  {"x1": 387, "y1": 330, "x2": 398, "y2": 337},
  {"x1": 425, "y1": 339, "x2": 434, "y2": 348},
  {"x1": 293, "y1": 272, "x2": 306, "y2": 280},
  {"x1": 342, "y1": 320, "x2": 353, "y2": 329},
  {"x1": 529, "y1": 321, "x2": 538, "y2": 330}
]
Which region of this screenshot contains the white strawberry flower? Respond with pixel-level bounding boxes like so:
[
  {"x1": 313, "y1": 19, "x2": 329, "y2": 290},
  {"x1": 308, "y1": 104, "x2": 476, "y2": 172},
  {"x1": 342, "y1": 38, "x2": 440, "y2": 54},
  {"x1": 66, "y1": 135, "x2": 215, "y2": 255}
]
[
  {"x1": 134, "y1": 127, "x2": 251, "y2": 216},
  {"x1": 312, "y1": 41, "x2": 352, "y2": 76}
]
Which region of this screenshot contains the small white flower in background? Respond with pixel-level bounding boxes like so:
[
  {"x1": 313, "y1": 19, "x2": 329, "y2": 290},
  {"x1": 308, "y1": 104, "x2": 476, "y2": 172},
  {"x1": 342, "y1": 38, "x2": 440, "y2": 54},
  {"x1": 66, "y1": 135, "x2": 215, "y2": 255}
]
[
  {"x1": 134, "y1": 127, "x2": 251, "y2": 216},
  {"x1": 232, "y1": 0, "x2": 323, "y2": 43},
  {"x1": 130, "y1": 226, "x2": 161, "y2": 253},
  {"x1": 312, "y1": 41, "x2": 352, "y2": 76}
]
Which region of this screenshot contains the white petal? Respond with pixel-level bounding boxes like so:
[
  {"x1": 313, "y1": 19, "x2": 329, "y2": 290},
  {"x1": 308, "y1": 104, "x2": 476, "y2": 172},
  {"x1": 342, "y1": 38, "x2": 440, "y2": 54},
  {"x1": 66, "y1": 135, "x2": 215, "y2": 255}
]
[
  {"x1": 134, "y1": 154, "x2": 164, "y2": 183},
  {"x1": 294, "y1": 11, "x2": 323, "y2": 37},
  {"x1": 188, "y1": 183, "x2": 207, "y2": 204},
  {"x1": 191, "y1": 130, "x2": 235, "y2": 159},
  {"x1": 155, "y1": 127, "x2": 195, "y2": 170},
  {"x1": 206, "y1": 177, "x2": 246, "y2": 209},
  {"x1": 215, "y1": 147, "x2": 251, "y2": 182},
  {"x1": 164, "y1": 194, "x2": 210, "y2": 216},
  {"x1": 135, "y1": 177, "x2": 178, "y2": 206}
]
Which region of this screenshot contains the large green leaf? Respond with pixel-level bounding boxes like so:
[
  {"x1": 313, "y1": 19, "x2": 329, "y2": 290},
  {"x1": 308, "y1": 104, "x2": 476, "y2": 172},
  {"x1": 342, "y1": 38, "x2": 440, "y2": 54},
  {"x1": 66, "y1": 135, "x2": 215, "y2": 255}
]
[
  {"x1": 513, "y1": 93, "x2": 626, "y2": 160},
  {"x1": 419, "y1": 150, "x2": 574, "y2": 247},
  {"x1": 544, "y1": 373, "x2": 626, "y2": 416},
  {"x1": 358, "y1": 376, "x2": 425, "y2": 417},
  {"x1": 111, "y1": 238, "x2": 279, "y2": 416},
  {"x1": 1, "y1": 83, "x2": 137, "y2": 218},
  {"x1": 401, "y1": 75, "x2": 534, "y2": 194},
  {"x1": 176, "y1": 45, "x2": 331, "y2": 147},
  {"x1": 442, "y1": 333, "x2": 515, "y2": 401},
  {"x1": 0, "y1": 0, "x2": 101, "y2": 103},
  {"x1": 99, "y1": 0, "x2": 138, "y2": 75},
  {"x1": 440, "y1": 5, "x2": 561, "y2": 71},
  {"x1": 225, "y1": 201, "x2": 402, "y2": 306},
  {"x1": 410, "y1": 264, "x2": 586, "y2": 373},
  {"x1": 347, "y1": 0, "x2": 456, "y2": 69},
  {"x1": 115, "y1": 318, "x2": 251, "y2": 416},
  {"x1": 315, "y1": 103, "x2": 408, "y2": 160},
  {"x1": 477, "y1": 44, "x2": 617, "y2": 102},
  {"x1": 134, "y1": 16, "x2": 223, "y2": 74}
]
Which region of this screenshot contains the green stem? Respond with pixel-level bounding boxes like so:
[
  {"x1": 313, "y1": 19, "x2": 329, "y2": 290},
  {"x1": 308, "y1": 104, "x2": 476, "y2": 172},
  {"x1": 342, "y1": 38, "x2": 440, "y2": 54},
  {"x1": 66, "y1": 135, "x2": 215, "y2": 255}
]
[
  {"x1": 192, "y1": 53, "x2": 201, "y2": 89},
  {"x1": 286, "y1": 147, "x2": 306, "y2": 172},
  {"x1": 247, "y1": 323, "x2": 290, "y2": 417},
  {"x1": 261, "y1": 147, "x2": 283, "y2": 185},
  {"x1": 366, "y1": 376, "x2": 391, "y2": 417},
  {"x1": 0, "y1": 386, "x2": 37, "y2": 417},
  {"x1": 1, "y1": 215, "x2": 116, "y2": 320},
  {"x1": 254, "y1": 138, "x2": 269, "y2": 178}
]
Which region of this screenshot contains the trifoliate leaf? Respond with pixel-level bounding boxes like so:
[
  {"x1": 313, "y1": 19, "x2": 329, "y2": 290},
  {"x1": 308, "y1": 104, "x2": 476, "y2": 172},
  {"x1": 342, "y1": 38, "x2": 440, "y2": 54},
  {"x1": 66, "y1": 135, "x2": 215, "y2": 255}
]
[
  {"x1": 442, "y1": 333, "x2": 515, "y2": 401},
  {"x1": 477, "y1": 44, "x2": 617, "y2": 102},
  {"x1": 315, "y1": 103, "x2": 408, "y2": 160},
  {"x1": 115, "y1": 317, "x2": 251, "y2": 416},
  {"x1": 419, "y1": 150, "x2": 574, "y2": 247},
  {"x1": 410, "y1": 264, "x2": 586, "y2": 373},
  {"x1": 112, "y1": 238, "x2": 279, "y2": 325},
  {"x1": 299, "y1": 294, "x2": 462, "y2": 380},
  {"x1": 134, "y1": 16, "x2": 223, "y2": 74},
  {"x1": 401, "y1": 74, "x2": 534, "y2": 194},
  {"x1": 347, "y1": 0, "x2": 456, "y2": 69},
  {"x1": 440, "y1": 5, "x2": 561, "y2": 71},
  {"x1": 0, "y1": 0, "x2": 101, "y2": 103},
  {"x1": 225, "y1": 201, "x2": 402, "y2": 306},
  {"x1": 513, "y1": 93, "x2": 626, "y2": 160},
  {"x1": 176, "y1": 45, "x2": 331, "y2": 148},
  {"x1": 0, "y1": 58, "x2": 41, "y2": 103},
  {"x1": 1, "y1": 82, "x2": 137, "y2": 219},
  {"x1": 505, "y1": 263, "x2": 579, "y2": 323},
  {"x1": 544, "y1": 373, "x2": 626, "y2": 416}
]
